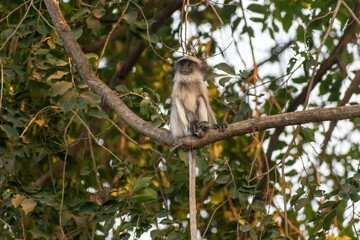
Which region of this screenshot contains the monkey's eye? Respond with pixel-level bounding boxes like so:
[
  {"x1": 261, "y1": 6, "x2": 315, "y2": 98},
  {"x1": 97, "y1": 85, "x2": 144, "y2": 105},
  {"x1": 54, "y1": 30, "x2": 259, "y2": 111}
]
[
  {"x1": 179, "y1": 62, "x2": 184, "y2": 67},
  {"x1": 188, "y1": 62, "x2": 192, "y2": 67}
]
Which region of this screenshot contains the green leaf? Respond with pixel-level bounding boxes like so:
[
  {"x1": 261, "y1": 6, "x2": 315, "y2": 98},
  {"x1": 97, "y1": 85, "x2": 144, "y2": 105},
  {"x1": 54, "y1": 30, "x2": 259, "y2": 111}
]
[
  {"x1": 319, "y1": 200, "x2": 336, "y2": 210},
  {"x1": 219, "y1": 77, "x2": 231, "y2": 86},
  {"x1": 249, "y1": 229, "x2": 257, "y2": 240},
  {"x1": 294, "y1": 198, "x2": 308, "y2": 211},
  {"x1": 286, "y1": 57, "x2": 297, "y2": 74},
  {"x1": 323, "y1": 210, "x2": 336, "y2": 230},
  {"x1": 123, "y1": 11, "x2": 138, "y2": 24},
  {"x1": 300, "y1": 127, "x2": 315, "y2": 142},
  {"x1": 80, "y1": 91, "x2": 101, "y2": 107},
  {"x1": 250, "y1": 200, "x2": 266, "y2": 213},
  {"x1": 140, "y1": 99, "x2": 150, "y2": 118},
  {"x1": 260, "y1": 214, "x2": 273, "y2": 226},
  {"x1": 250, "y1": 17, "x2": 264, "y2": 23},
  {"x1": 229, "y1": 187, "x2": 238, "y2": 199},
  {"x1": 2, "y1": 113, "x2": 26, "y2": 128},
  {"x1": 133, "y1": 188, "x2": 158, "y2": 201},
  {"x1": 215, "y1": 62, "x2": 235, "y2": 75},
  {"x1": 0, "y1": 124, "x2": 19, "y2": 140},
  {"x1": 168, "y1": 231, "x2": 186, "y2": 240},
  {"x1": 58, "y1": 90, "x2": 78, "y2": 112},
  {"x1": 115, "y1": 84, "x2": 129, "y2": 93},
  {"x1": 133, "y1": 176, "x2": 153, "y2": 193},
  {"x1": 51, "y1": 81, "x2": 73, "y2": 96},
  {"x1": 160, "y1": 218, "x2": 175, "y2": 224},
  {"x1": 86, "y1": 17, "x2": 101, "y2": 36},
  {"x1": 46, "y1": 54, "x2": 68, "y2": 67},
  {"x1": 239, "y1": 224, "x2": 252, "y2": 232},
  {"x1": 247, "y1": 4, "x2": 267, "y2": 14},
  {"x1": 93, "y1": 7, "x2": 105, "y2": 19},
  {"x1": 140, "y1": 32, "x2": 159, "y2": 43},
  {"x1": 29, "y1": 225, "x2": 50, "y2": 239},
  {"x1": 216, "y1": 173, "x2": 230, "y2": 184},
  {"x1": 151, "y1": 230, "x2": 163, "y2": 238},
  {"x1": 78, "y1": 202, "x2": 99, "y2": 214}
]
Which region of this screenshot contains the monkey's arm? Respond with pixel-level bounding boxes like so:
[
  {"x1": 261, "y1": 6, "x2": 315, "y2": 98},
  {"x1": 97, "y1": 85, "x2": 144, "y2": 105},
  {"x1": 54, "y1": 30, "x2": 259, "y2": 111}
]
[
  {"x1": 171, "y1": 96, "x2": 202, "y2": 137},
  {"x1": 197, "y1": 96, "x2": 216, "y2": 123},
  {"x1": 170, "y1": 97, "x2": 189, "y2": 137},
  {"x1": 197, "y1": 96, "x2": 227, "y2": 133}
]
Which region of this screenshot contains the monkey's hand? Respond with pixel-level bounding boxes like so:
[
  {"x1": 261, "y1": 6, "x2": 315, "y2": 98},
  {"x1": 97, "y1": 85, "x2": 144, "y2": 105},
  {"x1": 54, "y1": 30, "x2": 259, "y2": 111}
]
[
  {"x1": 190, "y1": 121, "x2": 211, "y2": 138},
  {"x1": 213, "y1": 122, "x2": 227, "y2": 132}
]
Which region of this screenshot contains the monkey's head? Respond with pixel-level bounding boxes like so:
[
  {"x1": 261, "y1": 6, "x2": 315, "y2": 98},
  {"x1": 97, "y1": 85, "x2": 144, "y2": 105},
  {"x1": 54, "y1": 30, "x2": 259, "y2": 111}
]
[{"x1": 173, "y1": 56, "x2": 207, "y2": 76}]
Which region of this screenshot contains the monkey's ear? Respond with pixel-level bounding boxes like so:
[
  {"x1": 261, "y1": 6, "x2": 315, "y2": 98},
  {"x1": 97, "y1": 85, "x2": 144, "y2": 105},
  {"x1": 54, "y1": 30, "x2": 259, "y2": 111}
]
[
  {"x1": 173, "y1": 64, "x2": 178, "y2": 74},
  {"x1": 200, "y1": 61, "x2": 208, "y2": 74}
]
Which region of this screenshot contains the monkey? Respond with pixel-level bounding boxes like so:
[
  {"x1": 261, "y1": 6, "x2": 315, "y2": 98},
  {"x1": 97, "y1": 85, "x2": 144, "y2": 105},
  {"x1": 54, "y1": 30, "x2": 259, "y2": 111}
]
[
  {"x1": 170, "y1": 56, "x2": 226, "y2": 138},
  {"x1": 170, "y1": 56, "x2": 226, "y2": 239}
]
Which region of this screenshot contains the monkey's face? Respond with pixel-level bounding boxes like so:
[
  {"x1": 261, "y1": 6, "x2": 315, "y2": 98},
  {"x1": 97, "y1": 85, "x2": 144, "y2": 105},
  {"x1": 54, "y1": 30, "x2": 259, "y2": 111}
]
[{"x1": 175, "y1": 59, "x2": 198, "y2": 75}]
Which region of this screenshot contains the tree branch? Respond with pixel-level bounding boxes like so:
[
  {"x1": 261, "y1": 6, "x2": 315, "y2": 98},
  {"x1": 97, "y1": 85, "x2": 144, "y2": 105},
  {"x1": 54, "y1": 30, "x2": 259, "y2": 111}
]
[
  {"x1": 44, "y1": 0, "x2": 170, "y2": 146},
  {"x1": 180, "y1": 104, "x2": 360, "y2": 149},
  {"x1": 44, "y1": 0, "x2": 360, "y2": 153},
  {"x1": 266, "y1": 0, "x2": 360, "y2": 161}
]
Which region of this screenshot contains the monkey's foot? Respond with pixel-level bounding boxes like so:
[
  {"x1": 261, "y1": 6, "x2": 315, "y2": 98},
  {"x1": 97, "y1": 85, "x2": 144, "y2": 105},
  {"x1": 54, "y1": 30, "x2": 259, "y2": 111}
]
[
  {"x1": 190, "y1": 121, "x2": 211, "y2": 138},
  {"x1": 213, "y1": 122, "x2": 227, "y2": 132}
]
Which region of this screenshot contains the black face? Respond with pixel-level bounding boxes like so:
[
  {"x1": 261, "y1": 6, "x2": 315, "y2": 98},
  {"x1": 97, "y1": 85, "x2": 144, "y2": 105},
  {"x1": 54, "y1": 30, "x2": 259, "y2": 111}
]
[{"x1": 175, "y1": 59, "x2": 198, "y2": 75}]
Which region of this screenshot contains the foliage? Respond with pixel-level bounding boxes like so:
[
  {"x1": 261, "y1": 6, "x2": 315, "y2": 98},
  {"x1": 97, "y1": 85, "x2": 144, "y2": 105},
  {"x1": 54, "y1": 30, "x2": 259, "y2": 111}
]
[{"x1": 1, "y1": 0, "x2": 360, "y2": 239}]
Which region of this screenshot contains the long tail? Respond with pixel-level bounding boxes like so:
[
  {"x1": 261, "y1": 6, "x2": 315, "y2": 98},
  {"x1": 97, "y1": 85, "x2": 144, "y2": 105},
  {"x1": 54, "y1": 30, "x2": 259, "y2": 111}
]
[{"x1": 188, "y1": 150, "x2": 197, "y2": 240}]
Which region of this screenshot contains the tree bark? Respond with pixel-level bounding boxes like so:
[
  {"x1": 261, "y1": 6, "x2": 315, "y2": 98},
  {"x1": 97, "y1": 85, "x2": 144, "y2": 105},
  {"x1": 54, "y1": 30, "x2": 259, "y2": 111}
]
[{"x1": 43, "y1": 0, "x2": 360, "y2": 151}]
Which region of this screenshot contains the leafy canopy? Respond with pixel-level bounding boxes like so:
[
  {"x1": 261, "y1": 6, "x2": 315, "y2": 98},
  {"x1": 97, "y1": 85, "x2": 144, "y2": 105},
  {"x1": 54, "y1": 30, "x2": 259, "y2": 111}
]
[{"x1": 0, "y1": 0, "x2": 360, "y2": 239}]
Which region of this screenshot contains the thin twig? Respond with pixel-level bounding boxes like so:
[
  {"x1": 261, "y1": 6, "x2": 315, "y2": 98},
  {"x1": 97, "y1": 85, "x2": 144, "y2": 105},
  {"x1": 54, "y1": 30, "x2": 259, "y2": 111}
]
[
  {"x1": 107, "y1": 118, "x2": 163, "y2": 156},
  {"x1": 303, "y1": 0, "x2": 342, "y2": 110},
  {"x1": 342, "y1": 1, "x2": 360, "y2": 25},
  {"x1": 279, "y1": 126, "x2": 300, "y2": 237},
  {"x1": 59, "y1": 111, "x2": 77, "y2": 239},
  {"x1": 97, "y1": 0, "x2": 131, "y2": 71},
  {"x1": 130, "y1": 0, "x2": 167, "y2": 61},
  {"x1": 88, "y1": 135, "x2": 103, "y2": 191},
  {"x1": 0, "y1": 0, "x2": 32, "y2": 51},
  {"x1": 19, "y1": 106, "x2": 59, "y2": 139},
  {"x1": 202, "y1": 199, "x2": 228, "y2": 238},
  {"x1": 0, "y1": 0, "x2": 30, "y2": 23},
  {"x1": 71, "y1": 110, "x2": 123, "y2": 163},
  {"x1": 0, "y1": 60, "x2": 3, "y2": 114},
  {"x1": 205, "y1": 0, "x2": 224, "y2": 26},
  {"x1": 31, "y1": 0, "x2": 55, "y2": 29},
  {"x1": 0, "y1": 218, "x2": 13, "y2": 234}
]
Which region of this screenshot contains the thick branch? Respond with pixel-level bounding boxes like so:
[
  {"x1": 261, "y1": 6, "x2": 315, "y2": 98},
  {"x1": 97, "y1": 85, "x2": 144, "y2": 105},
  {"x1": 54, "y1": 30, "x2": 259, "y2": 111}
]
[
  {"x1": 179, "y1": 104, "x2": 360, "y2": 149},
  {"x1": 43, "y1": 0, "x2": 360, "y2": 152},
  {"x1": 44, "y1": 0, "x2": 171, "y2": 145}
]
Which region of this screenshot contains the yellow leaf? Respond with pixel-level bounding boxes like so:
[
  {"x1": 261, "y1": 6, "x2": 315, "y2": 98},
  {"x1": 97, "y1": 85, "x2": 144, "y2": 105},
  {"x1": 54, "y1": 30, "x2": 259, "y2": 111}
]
[
  {"x1": 11, "y1": 194, "x2": 26, "y2": 208},
  {"x1": 210, "y1": 191, "x2": 225, "y2": 205},
  {"x1": 47, "y1": 38, "x2": 56, "y2": 49},
  {"x1": 238, "y1": 218, "x2": 246, "y2": 225},
  {"x1": 35, "y1": 118, "x2": 45, "y2": 126},
  {"x1": 21, "y1": 198, "x2": 37, "y2": 215}
]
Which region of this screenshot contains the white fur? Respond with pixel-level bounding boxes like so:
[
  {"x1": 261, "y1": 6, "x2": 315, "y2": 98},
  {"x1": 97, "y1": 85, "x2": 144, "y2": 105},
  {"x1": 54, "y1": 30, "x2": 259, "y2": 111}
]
[{"x1": 170, "y1": 63, "x2": 216, "y2": 138}]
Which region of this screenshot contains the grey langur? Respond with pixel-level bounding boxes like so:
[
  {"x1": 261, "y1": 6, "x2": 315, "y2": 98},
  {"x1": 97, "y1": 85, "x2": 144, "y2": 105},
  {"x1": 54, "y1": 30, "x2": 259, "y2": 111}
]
[
  {"x1": 169, "y1": 56, "x2": 226, "y2": 240},
  {"x1": 170, "y1": 56, "x2": 226, "y2": 139}
]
